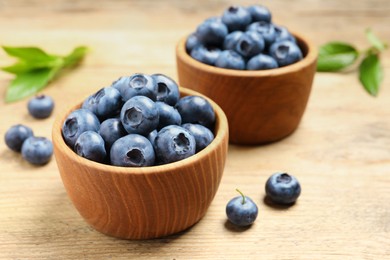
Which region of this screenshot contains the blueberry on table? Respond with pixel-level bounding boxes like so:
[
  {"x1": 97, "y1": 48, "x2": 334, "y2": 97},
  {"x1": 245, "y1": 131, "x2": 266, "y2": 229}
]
[
  {"x1": 221, "y1": 6, "x2": 252, "y2": 32},
  {"x1": 226, "y1": 189, "x2": 258, "y2": 227},
  {"x1": 74, "y1": 131, "x2": 107, "y2": 163},
  {"x1": 265, "y1": 172, "x2": 301, "y2": 205},
  {"x1": 269, "y1": 40, "x2": 303, "y2": 67},
  {"x1": 154, "y1": 125, "x2": 196, "y2": 164},
  {"x1": 82, "y1": 87, "x2": 122, "y2": 119},
  {"x1": 190, "y1": 45, "x2": 221, "y2": 66},
  {"x1": 182, "y1": 123, "x2": 214, "y2": 153},
  {"x1": 246, "y1": 21, "x2": 276, "y2": 48},
  {"x1": 247, "y1": 54, "x2": 278, "y2": 70},
  {"x1": 247, "y1": 5, "x2": 272, "y2": 23},
  {"x1": 112, "y1": 73, "x2": 158, "y2": 101},
  {"x1": 152, "y1": 73, "x2": 180, "y2": 106},
  {"x1": 4, "y1": 124, "x2": 34, "y2": 152},
  {"x1": 215, "y1": 50, "x2": 245, "y2": 70},
  {"x1": 27, "y1": 94, "x2": 54, "y2": 119},
  {"x1": 62, "y1": 109, "x2": 100, "y2": 149},
  {"x1": 99, "y1": 118, "x2": 127, "y2": 150},
  {"x1": 21, "y1": 136, "x2": 53, "y2": 165},
  {"x1": 175, "y1": 95, "x2": 215, "y2": 130},
  {"x1": 156, "y1": 102, "x2": 182, "y2": 130},
  {"x1": 223, "y1": 31, "x2": 244, "y2": 51},
  {"x1": 110, "y1": 134, "x2": 155, "y2": 167},
  {"x1": 195, "y1": 18, "x2": 228, "y2": 46},
  {"x1": 234, "y1": 30, "x2": 265, "y2": 59},
  {"x1": 120, "y1": 96, "x2": 159, "y2": 136}
]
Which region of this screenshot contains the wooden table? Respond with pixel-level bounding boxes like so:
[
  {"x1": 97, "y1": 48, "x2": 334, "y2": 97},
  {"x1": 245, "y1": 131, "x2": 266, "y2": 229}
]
[{"x1": 1, "y1": 0, "x2": 389, "y2": 259}]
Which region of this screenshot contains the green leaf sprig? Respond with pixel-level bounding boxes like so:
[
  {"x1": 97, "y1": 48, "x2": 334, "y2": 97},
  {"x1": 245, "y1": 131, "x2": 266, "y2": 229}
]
[
  {"x1": 2, "y1": 46, "x2": 88, "y2": 102},
  {"x1": 317, "y1": 29, "x2": 387, "y2": 97}
]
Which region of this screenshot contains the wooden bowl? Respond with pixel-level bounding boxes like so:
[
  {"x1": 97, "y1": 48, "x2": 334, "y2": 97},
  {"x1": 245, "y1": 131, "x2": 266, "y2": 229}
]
[
  {"x1": 52, "y1": 87, "x2": 229, "y2": 240},
  {"x1": 176, "y1": 33, "x2": 317, "y2": 145}
]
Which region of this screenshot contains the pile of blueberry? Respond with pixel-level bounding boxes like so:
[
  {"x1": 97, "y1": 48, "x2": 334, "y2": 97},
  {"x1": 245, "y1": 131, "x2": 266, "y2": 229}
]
[
  {"x1": 62, "y1": 73, "x2": 215, "y2": 167},
  {"x1": 4, "y1": 95, "x2": 55, "y2": 165},
  {"x1": 186, "y1": 5, "x2": 303, "y2": 70}
]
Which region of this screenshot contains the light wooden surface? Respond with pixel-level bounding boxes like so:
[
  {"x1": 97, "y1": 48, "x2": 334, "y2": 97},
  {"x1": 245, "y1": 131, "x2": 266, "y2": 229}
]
[{"x1": 0, "y1": 0, "x2": 389, "y2": 259}]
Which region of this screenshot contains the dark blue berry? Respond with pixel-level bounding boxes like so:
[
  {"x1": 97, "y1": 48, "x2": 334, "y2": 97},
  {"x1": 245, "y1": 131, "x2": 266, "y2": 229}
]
[
  {"x1": 62, "y1": 109, "x2": 100, "y2": 149},
  {"x1": 190, "y1": 45, "x2": 221, "y2": 66},
  {"x1": 120, "y1": 96, "x2": 159, "y2": 136},
  {"x1": 269, "y1": 40, "x2": 303, "y2": 67},
  {"x1": 196, "y1": 18, "x2": 228, "y2": 46},
  {"x1": 182, "y1": 123, "x2": 214, "y2": 153},
  {"x1": 265, "y1": 172, "x2": 301, "y2": 205},
  {"x1": 175, "y1": 95, "x2": 215, "y2": 130},
  {"x1": 147, "y1": 129, "x2": 158, "y2": 146},
  {"x1": 221, "y1": 6, "x2": 252, "y2": 32},
  {"x1": 154, "y1": 125, "x2": 196, "y2": 164},
  {"x1": 226, "y1": 189, "x2": 258, "y2": 227},
  {"x1": 185, "y1": 33, "x2": 201, "y2": 53},
  {"x1": 21, "y1": 136, "x2": 53, "y2": 165},
  {"x1": 152, "y1": 73, "x2": 180, "y2": 106},
  {"x1": 223, "y1": 31, "x2": 244, "y2": 50},
  {"x1": 247, "y1": 5, "x2": 272, "y2": 23},
  {"x1": 247, "y1": 21, "x2": 276, "y2": 48},
  {"x1": 74, "y1": 131, "x2": 106, "y2": 163},
  {"x1": 234, "y1": 30, "x2": 265, "y2": 59},
  {"x1": 112, "y1": 73, "x2": 157, "y2": 101},
  {"x1": 247, "y1": 54, "x2": 278, "y2": 70},
  {"x1": 215, "y1": 50, "x2": 245, "y2": 70},
  {"x1": 110, "y1": 134, "x2": 155, "y2": 167},
  {"x1": 4, "y1": 124, "x2": 34, "y2": 152},
  {"x1": 82, "y1": 87, "x2": 122, "y2": 119},
  {"x1": 27, "y1": 94, "x2": 54, "y2": 119},
  {"x1": 156, "y1": 102, "x2": 181, "y2": 130},
  {"x1": 99, "y1": 118, "x2": 127, "y2": 150},
  {"x1": 274, "y1": 25, "x2": 296, "y2": 43}
]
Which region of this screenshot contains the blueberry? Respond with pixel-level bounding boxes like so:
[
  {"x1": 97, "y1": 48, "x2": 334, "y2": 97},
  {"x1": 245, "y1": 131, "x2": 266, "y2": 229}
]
[
  {"x1": 185, "y1": 33, "x2": 201, "y2": 53},
  {"x1": 111, "y1": 73, "x2": 157, "y2": 101},
  {"x1": 265, "y1": 172, "x2": 301, "y2": 205},
  {"x1": 120, "y1": 96, "x2": 159, "y2": 136},
  {"x1": 223, "y1": 31, "x2": 244, "y2": 51},
  {"x1": 182, "y1": 123, "x2": 214, "y2": 152},
  {"x1": 221, "y1": 6, "x2": 252, "y2": 32},
  {"x1": 82, "y1": 87, "x2": 122, "y2": 119},
  {"x1": 274, "y1": 25, "x2": 296, "y2": 43},
  {"x1": 247, "y1": 5, "x2": 272, "y2": 23},
  {"x1": 21, "y1": 136, "x2": 53, "y2": 165},
  {"x1": 110, "y1": 134, "x2": 155, "y2": 167},
  {"x1": 4, "y1": 124, "x2": 34, "y2": 152},
  {"x1": 27, "y1": 94, "x2": 54, "y2": 119},
  {"x1": 152, "y1": 73, "x2": 180, "y2": 106},
  {"x1": 99, "y1": 118, "x2": 127, "y2": 150},
  {"x1": 190, "y1": 45, "x2": 221, "y2": 66},
  {"x1": 247, "y1": 54, "x2": 278, "y2": 70},
  {"x1": 175, "y1": 95, "x2": 215, "y2": 130},
  {"x1": 154, "y1": 125, "x2": 196, "y2": 164},
  {"x1": 269, "y1": 40, "x2": 303, "y2": 67},
  {"x1": 147, "y1": 129, "x2": 158, "y2": 146},
  {"x1": 74, "y1": 131, "x2": 107, "y2": 163},
  {"x1": 215, "y1": 50, "x2": 245, "y2": 70},
  {"x1": 226, "y1": 189, "x2": 258, "y2": 227},
  {"x1": 195, "y1": 18, "x2": 228, "y2": 46},
  {"x1": 234, "y1": 30, "x2": 265, "y2": 59},
  {"x1": 62, "y1": 109, "x2": 100, "y2": 148},
  {"x1": 156, "y1": 102, "x2": 181, "y2": 130},
  {"x1": 247, "y1": 21, "x2": 276, "y2": 48}
]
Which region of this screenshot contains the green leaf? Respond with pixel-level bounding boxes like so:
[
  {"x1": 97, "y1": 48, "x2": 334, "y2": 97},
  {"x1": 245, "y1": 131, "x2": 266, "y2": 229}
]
[
  {"x1": 317, "y1": 42, "x2": 359, "y2": 72},
  {"x1": 63, "y1": 46, "x2": 89, "y2": 68},
  {"x1": 5, "y1": 67, "x2": 59, "y2": 102},
  {"x1": 2, "y1": 59, "x2": 63, "y2": 74},
  {"x1": 2, "y1": 46, "x2": 57, "y2": 62},
  {"x1": 359, "y1": 53, "x2": 383, "y2": 96},
  {"x1": 365, "y1": 28, "x2": 387, "y2": 51}
]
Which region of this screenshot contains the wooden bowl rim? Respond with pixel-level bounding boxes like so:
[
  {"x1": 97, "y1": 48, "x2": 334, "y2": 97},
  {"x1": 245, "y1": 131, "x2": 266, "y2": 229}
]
[
  {"x1": 176, "y1": 31, "x2": 318, "y2": 76},
  {"x1": 52, "y1": 87, "x2": 229, "y2": 176}
]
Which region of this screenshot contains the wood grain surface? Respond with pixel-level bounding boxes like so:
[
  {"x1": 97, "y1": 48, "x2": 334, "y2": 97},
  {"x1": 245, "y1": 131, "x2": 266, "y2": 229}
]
[{"x1": 0, "y1": 0, "x2": 389, "y2": 259}]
